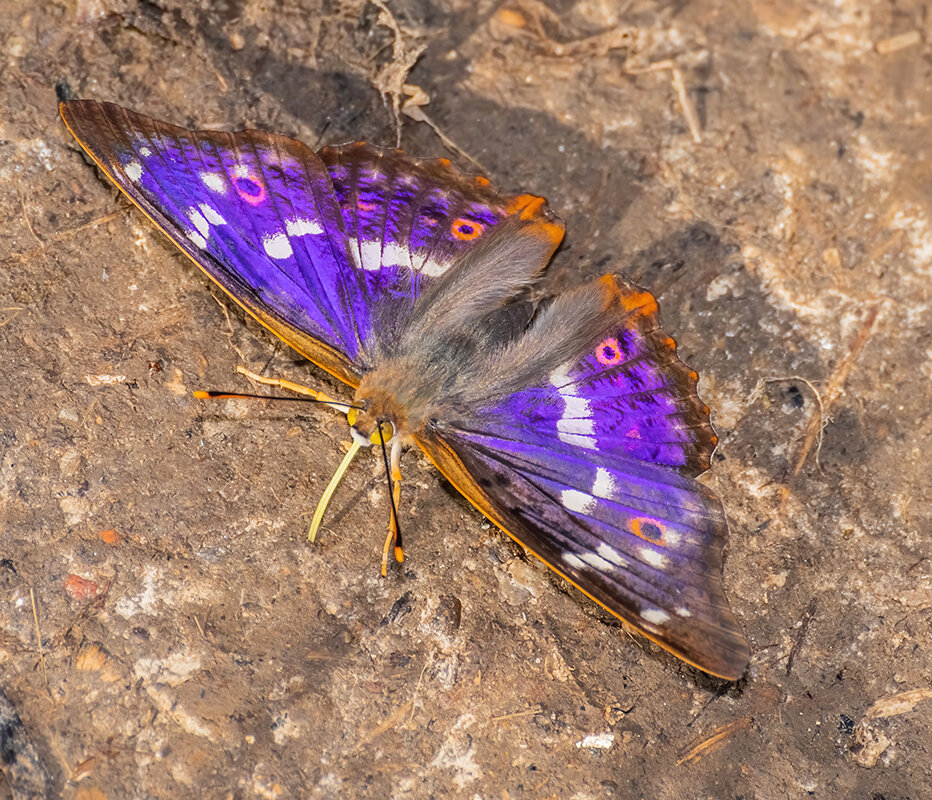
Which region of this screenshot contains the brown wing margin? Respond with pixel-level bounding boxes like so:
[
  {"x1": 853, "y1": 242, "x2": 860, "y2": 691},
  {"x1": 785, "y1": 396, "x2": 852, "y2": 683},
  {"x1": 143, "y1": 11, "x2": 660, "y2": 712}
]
[
  {"x1": 413, "y1": 431, "x2": 750, "y2": 680},
  {"x1": 59, "y1": 99, "x2": 362, "y2": 389}
]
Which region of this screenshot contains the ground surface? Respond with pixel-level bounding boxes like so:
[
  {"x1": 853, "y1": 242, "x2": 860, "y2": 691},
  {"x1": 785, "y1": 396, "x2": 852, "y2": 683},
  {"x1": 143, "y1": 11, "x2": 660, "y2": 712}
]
[{"x1": 0, "y1": 1, "x2": 930, "y2": 798}]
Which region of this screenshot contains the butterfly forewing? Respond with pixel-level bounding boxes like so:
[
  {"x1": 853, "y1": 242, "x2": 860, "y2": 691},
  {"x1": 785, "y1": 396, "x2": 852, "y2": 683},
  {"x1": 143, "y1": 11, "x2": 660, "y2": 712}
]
[
  {"x1": 318, "y1": 142, "x2": 564, "y2": 328},
  {"x1": 61, "y1": 100, "x2": 371, "y2": 383},
  {"x1": 62, "y1": 100, "x2": 564, "y2": 385}
]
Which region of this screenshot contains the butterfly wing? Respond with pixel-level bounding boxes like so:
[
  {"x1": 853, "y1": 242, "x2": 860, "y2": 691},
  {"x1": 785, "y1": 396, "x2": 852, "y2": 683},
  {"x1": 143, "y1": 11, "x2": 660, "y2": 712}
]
[
  {"x1": 317, "y1": 142, "x2": 564, "y2": 352},
  {"x1": 320, "y1": 142, "x2": 563, "y2": 289},
  {"x1": 415, "y1": 275, "x2": 749, "y2": 679},
  {"x1": 61, "y1": 99, "x2": 369, "y2": 385},
  {"x1": 61, "y1": 100, "x2": 564, "y2": 384}
]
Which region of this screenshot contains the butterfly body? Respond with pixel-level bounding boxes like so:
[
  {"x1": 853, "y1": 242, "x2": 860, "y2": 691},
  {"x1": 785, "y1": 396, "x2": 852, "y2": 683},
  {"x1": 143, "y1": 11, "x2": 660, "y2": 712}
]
[{"x1": 60, "y1": 100, "x2": 750, "y2": 679}]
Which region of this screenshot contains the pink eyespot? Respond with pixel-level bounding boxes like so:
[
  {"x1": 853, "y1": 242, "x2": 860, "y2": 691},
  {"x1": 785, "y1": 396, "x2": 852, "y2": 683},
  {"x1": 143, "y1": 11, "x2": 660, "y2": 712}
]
[
  {"x1": 596, "y1": 337, "x2": 623, "y2": 365},
  {"x1": 233, "y1": 174, "x2": 267, "y2": 206}
]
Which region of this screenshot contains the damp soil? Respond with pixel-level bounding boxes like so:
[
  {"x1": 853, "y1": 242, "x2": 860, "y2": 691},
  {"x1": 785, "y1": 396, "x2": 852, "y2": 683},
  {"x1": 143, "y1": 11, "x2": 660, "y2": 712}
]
[{"x1": 1, "y1": 1, "x2": 930, "y2": 798}]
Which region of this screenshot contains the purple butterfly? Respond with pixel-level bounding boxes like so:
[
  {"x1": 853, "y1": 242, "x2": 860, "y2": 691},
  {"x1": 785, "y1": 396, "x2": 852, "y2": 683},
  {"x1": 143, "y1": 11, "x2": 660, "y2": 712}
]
[{"x1": 60, "y1": 100, "x2": 749, "y2": 679}]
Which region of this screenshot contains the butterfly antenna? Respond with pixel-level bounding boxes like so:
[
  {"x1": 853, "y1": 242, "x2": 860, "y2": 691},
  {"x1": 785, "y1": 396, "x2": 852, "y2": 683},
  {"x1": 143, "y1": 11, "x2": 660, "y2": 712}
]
[
  {"x1": 193, "y1": 390, "x2": 361, "y2": 412},
  {"x1": 378, "y1": 422, "x2": 403, "y2": 577},
  {"x1": 307, "y1": 439, "x2": 363, "y2": 542}
]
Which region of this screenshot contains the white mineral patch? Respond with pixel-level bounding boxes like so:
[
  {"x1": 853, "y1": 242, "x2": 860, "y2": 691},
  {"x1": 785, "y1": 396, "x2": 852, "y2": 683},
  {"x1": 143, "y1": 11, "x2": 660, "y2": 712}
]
[
  {"x1": 114, "y1": 565, "x2": 160, "y2": 618},
  {"x1": 575, "y1": 732, "x2": 615, "y2": 750},
  {"x1": 135, "y1": 651, "x2": 203, "y2": 687}
]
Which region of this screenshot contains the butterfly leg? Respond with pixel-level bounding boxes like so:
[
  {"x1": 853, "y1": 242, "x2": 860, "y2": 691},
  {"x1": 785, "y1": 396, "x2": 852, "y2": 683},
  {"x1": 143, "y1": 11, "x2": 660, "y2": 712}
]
[
  {"x1": 380, "y1": 439, "x2": 404, "y2": 577},
  {"x1": 236, "y1": 366, "x2": 352, "y2": 412}
]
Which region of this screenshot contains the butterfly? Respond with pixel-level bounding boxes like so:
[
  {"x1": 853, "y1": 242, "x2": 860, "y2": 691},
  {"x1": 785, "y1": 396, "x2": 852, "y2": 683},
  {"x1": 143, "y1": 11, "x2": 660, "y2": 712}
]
[{"x1": 60, "y1": 99, "x2": 750, "y2": 680}]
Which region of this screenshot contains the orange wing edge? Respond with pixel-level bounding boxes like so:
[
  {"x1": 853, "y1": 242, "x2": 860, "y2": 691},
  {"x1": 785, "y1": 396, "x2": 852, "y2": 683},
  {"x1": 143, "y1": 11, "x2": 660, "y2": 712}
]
[
  {"x1": 412, "y1": 431, "x2": 750, "y2": 681},
  {"x1": 59, "y1": 100, "x2": 361, "y2": 390}
]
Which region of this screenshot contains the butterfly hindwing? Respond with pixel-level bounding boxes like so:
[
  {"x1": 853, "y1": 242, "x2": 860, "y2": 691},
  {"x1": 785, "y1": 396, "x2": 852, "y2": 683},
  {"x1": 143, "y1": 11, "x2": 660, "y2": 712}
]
[
  {"x1": 417, "y1": 275, "x2": 749, "y2": 679},
  {"x1": 461, "y1": 275, "x2": 718, "y2": 474}
]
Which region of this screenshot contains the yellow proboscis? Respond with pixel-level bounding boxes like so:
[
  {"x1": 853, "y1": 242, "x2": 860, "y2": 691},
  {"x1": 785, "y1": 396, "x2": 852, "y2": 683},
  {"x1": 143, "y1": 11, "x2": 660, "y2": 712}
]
[{"x1": 307, "y1": 439, "x2": 363, "y2": 542}]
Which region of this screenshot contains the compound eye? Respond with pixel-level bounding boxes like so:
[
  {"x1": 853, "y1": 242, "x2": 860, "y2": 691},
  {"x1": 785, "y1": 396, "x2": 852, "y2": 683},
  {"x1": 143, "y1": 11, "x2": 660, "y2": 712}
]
[
  {"x1": 369, "y1": 420, "x2": 394, "y2": 445},
  {"x1": 346, "y1": 407, "x2": 359, "y2": 426}
]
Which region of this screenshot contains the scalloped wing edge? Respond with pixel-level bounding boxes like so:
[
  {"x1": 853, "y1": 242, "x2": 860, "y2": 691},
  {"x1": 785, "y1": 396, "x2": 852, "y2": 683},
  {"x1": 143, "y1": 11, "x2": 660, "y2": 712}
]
[{"x1": 413, "y1": 430, "x2": 750, "y2": 680}]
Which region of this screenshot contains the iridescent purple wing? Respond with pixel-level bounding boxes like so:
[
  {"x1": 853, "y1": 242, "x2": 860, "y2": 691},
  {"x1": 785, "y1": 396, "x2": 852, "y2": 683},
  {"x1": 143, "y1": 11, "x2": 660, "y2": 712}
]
[
  {"x1": 318, "y1": 142, "x2": 564, "y2": 327},
  {"x1": 417, "y1": 275, "x2": 749, "y2": 679},
  {"x1": 61, "y1": 100, "x2": 368, "y2": 385},
  {"x1": 467, "y1": 279, "x2": 717, "y2": 475},
  {"x1": 60, "y1": 101, "x2": 564, "y2": 386},
  {"x1": 321, "y1": 144, "x2": 558, "y2": 283}
]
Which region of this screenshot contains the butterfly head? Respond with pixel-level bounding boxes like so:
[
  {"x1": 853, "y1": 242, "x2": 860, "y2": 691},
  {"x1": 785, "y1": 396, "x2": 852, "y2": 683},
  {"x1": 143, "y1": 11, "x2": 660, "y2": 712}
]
[{"x1": 346, "y1": 406, "x2": 398, "y2": 448}]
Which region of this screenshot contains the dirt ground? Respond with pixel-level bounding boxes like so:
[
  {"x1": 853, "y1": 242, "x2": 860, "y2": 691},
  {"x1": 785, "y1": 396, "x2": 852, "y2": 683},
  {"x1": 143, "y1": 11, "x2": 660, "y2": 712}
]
[{"x1": 1, "y1": 0, "x2": 929, "y2": 798}]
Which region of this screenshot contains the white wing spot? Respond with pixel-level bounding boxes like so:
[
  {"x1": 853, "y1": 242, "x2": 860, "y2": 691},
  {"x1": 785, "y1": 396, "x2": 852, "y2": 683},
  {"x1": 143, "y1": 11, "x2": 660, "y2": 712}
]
[
  {"x1": 360, "y1": 240, "x2": 382, "y2": 271},
  {"x1": 186, "y1": 207, "x2": 210, "y2": 238},
  {"x1": 561, "y1": 489, "x2": 595, "y2": 515},
  {"x1": 558, "y1": 432, "x2": 598, "y2": 450},
  {"x1": 581, "y1": 553, "x2": 614, "y2": 573},
  {"x1": 186, "y1": 230, "x2": 207, "y2": 250},
  {"x1": 198, "y1": 203, "x2": 226, "y2": 226},
  {"x1": 420, "y1": 257, "x2": 449, "y2": 277},
  {"x1": 549, "y1": 364, "x2": 572, "y2": 388},
  {"x1": 286, "y1": 217, "x2": 323, "y2": 237},
  {"x1": 563, "y1": 395, "x2": 591, "y2": 418},
  {"x1": 381, "y1": 242, "x2": 411, "y2": 268},
  {"x1": 552, "y1": 367, "x2": 596, "y2": 448},
  {"x1": 232, "y1": 164, "x2": 250, "y2": 178},
  {"x1": 562, "y1": 553, "x2": 586, "y2": 571},
  {"x1": 592, "y1": 467, "x2": 616, "y2": 499},
  {"x1": 676, "y1": 607, "x2": 692, "y2": 618},
  {"x1": 200, "y1": 171, "x2": 227, "y2": 194},
  {"x1": 557, "y1": 417, "x2": 596, "y2": 436},
  {"x1": 263, "y1": 232, "x2": 293, "y2": 260},
  {"x1": 125, "y1": 161, "x2": 142, "y2": 182},
  {"x1": 640, "y1": 548, "x2": 668, "y2": 569},
  {"x1": 641, "y1": 608, "x2": 671, "y2": 625},
  {"x1": 346, "y1": 238, "x2": 362, "y2": 268},
  {"x1": 139, "y1": 146, "x2": 152, "y2": 157},
  {"x1": 596, "y1": 543, "x2": 627, "y2": 567}
]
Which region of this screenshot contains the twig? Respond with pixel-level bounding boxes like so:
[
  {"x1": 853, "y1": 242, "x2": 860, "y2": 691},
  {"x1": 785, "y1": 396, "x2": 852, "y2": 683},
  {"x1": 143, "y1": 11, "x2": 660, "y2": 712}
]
[
  {"x1": 491, "y1": 705, "x2": 543, "y2": 722},
  {"x1": 748, "y1": 375, "x2": 826, "y2": 472},
  {"x1": 785, "y1": 597, "x2": 818, "y2": 676},
  {"x1": 369, "y1": 0, "x2": 427, "y2": 147},
  {"x1": 676, "y1": 717, "x2": 751, "y2": 765},
  {"x1": 626, "y1": 59, "x2": 702, "y2": 143},
  {"x1": 21, "y1": 197, "x2": 43, "y2": 245},
  {"x1": 0, "y1": 307, "x2": 25, "y2": 328},
  {"x1": 792, "y1": 305, "x2": 881, "y2": 477},
  {"x1": 29, "y1": 588, "x2": 47, "y2": 691},
  {"x1": 210, "y1": 293, "x2": 248, "y2": 361},
  {"x1": 355, "y1": 699, "x2": 414, "y2": 749},
  {"x1": 3, "y1": 209, "x2": 127, "y2": 265},
  {"x1": 401, "y1": 85, "x2": 488, "y2": 173}
]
